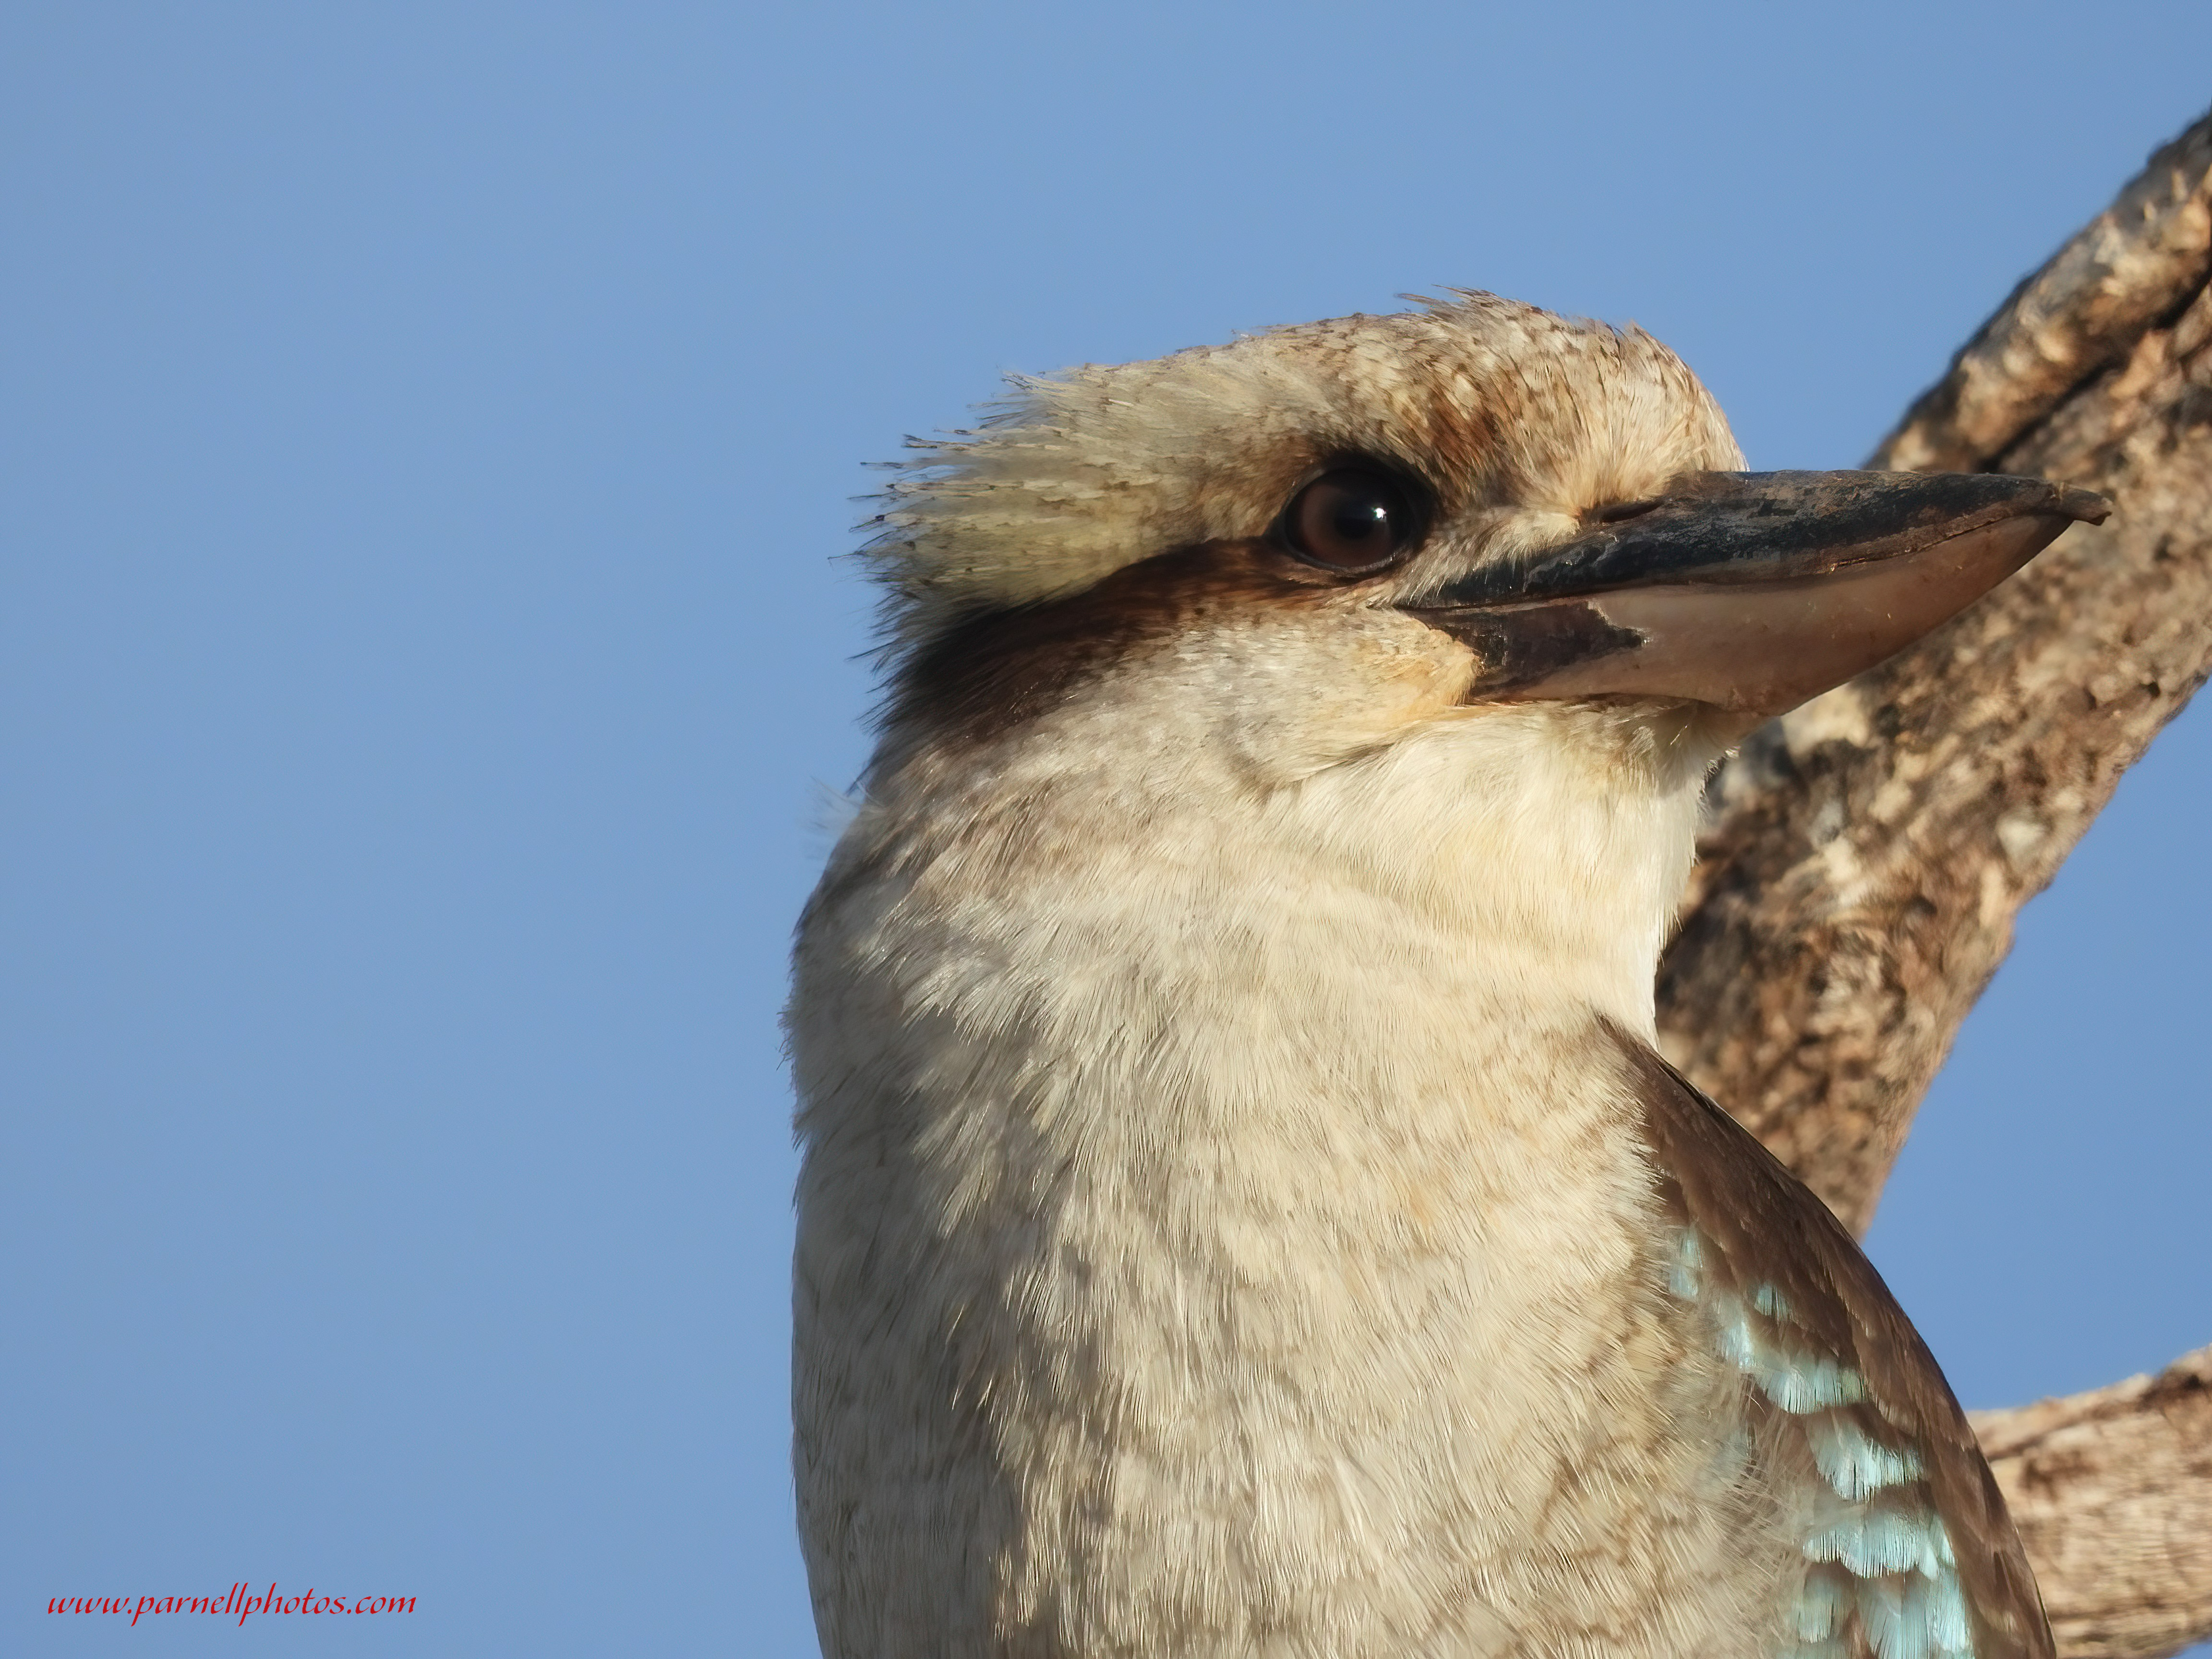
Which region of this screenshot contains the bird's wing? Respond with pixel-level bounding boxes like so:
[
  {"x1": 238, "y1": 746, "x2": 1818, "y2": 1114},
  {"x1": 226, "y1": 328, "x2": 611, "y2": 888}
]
[{"x1": 1605, "y1": 1022, "x2": 2052, "y2": 1659}]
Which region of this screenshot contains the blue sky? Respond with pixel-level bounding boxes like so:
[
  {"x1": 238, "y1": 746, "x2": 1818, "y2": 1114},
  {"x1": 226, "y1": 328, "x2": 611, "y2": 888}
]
[{"x1": 5, "y1": 4, "x2": 2208, "y2": 1654}]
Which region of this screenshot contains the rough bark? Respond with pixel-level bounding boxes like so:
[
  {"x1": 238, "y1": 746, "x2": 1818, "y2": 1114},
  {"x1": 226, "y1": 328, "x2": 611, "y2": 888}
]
[
  {"x1": 1652, "y1": 108, "x2": 2212, "y2": 1659},
  {"x1": 1972, "y1": 1349, "x2": 2212, "y2": 1659}
]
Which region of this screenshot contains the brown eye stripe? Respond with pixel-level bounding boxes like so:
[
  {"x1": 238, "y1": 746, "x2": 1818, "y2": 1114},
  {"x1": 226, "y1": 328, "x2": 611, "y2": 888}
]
[{"x1": 890, "y1": 540, "x2": 1331, "y2": 749}]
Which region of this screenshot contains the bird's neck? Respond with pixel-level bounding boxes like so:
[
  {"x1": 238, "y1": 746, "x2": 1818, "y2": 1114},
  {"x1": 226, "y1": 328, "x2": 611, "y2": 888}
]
[{"x1": 818, "y1": 699, "x2": 1727, "y2": 1085}]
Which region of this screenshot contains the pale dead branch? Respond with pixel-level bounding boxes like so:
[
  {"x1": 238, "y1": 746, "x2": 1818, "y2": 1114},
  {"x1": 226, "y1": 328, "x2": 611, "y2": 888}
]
[{"x1": 1972, "y1": 1348, "x2": 2212, "y2": 1659}]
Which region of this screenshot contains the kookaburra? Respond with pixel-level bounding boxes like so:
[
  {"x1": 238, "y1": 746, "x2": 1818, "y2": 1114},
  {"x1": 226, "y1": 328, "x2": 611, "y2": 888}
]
[{"x1": 788, "y1": 294, "x2": 2106, "y2": 1659}]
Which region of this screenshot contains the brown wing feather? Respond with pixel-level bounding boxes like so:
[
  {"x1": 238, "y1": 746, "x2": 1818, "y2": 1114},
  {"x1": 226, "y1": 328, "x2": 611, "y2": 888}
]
[{"x1": 1605, "y1": 1020, "x2": 2050, "y2": 1659}]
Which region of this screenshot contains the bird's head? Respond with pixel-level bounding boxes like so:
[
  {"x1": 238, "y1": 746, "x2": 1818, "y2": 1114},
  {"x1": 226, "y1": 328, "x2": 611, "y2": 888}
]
[
  {"x1": 831, "y1": 296, "x2": 2101, "y2": 1015},
  {"x1": 861, "y1": 294, "x2": 2099, "y2": 803}
]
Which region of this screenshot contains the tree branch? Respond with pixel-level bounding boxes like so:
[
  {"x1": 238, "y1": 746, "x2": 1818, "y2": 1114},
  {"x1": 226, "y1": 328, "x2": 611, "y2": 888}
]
[
  {"x1": 1652, "y1": 108, "x2": 2212, "y2": 1659},
  {"x1": 1972, "y1": 1348, "x2": 2212, "y2": 1659},
  {"x1": 1657, "y1": 108, "x2": 2212, "y2": 1234}
]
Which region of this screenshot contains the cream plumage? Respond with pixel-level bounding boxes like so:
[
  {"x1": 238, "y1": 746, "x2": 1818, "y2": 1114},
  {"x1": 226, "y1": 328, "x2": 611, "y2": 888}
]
[{"x1": 788, "y1": 294, "x2": 2099, "y2": 1659}]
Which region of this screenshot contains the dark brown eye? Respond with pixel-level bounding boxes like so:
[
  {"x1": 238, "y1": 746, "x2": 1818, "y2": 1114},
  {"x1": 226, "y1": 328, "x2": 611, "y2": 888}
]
[{"x1": 1278, "y1": 468, "x2": 1420, "y2": 573}]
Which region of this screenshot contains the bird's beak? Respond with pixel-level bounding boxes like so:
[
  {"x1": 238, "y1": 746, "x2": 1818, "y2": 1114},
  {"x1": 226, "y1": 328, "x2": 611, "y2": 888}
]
[{"x1": 1404, "y1": 470, "x2": 2109, "y2": 716}]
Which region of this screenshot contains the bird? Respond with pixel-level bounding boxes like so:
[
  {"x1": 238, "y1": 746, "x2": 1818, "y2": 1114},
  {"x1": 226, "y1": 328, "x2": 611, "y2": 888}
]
[{"x1": 786, "y1": 293, "x2": 2108, "y2": 1659}]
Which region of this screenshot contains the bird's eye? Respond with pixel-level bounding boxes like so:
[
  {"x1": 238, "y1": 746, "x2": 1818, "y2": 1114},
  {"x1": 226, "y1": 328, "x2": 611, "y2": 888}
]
[{"x1": 1278, "y1": 469, "x2": 1420, "y2": 573}]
